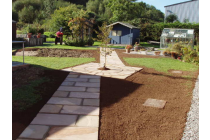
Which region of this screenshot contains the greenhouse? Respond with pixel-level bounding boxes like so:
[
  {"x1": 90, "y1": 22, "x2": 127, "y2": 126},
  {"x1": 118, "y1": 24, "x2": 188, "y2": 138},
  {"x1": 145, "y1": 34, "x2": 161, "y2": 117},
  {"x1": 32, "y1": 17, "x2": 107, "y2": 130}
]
[{"x1": 160, "y1": 28, "x2": 194, "y2": 49}]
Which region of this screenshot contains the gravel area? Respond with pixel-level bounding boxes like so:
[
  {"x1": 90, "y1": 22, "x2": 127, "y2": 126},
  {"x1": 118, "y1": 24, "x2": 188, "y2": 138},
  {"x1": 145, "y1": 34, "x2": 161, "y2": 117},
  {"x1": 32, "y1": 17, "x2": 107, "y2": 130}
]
[{"x1": 182, "y1": 76, "x2": 199, "y2": 140}]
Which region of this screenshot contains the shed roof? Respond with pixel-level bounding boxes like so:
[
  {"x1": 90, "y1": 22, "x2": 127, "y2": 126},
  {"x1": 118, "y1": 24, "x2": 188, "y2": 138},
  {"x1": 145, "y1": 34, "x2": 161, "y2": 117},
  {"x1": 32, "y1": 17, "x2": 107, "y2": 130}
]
[
  {"x1": 107, "y1": 22, "x2": 139, "y2": 29},
  {"x1": 12, "y1": 20, "x2": 17, "y2": 23},
  {"x1": 164, "y1": 0, "x2": 198, "y2": 7}
]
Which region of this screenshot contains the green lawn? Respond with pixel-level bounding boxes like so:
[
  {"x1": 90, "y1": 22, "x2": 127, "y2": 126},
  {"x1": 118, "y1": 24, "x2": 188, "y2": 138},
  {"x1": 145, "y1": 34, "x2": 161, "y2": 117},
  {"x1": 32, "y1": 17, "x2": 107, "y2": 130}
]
[
  {"x1": 12, "y1": 56, "x2": 95, "y2": 70},
  {"x1": 12, "y1": 43, "x2": 97, "y2": 51},
  {"x1": 124, "y1": 57, "x2": 198, "y2": 73}
]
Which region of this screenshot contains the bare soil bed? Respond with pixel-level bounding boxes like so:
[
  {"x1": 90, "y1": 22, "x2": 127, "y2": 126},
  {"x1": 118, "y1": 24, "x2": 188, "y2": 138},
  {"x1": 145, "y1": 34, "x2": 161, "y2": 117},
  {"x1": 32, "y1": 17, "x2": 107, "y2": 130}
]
[
  {"x1": 13, "y1": 48, "x2": 100, "y2": 63},
  {"x1": 99, "y1": 50, "x2": 198, "y2": 140},
  {"x1": 12, "y1": 67, "x2": 69, "y2": 140}
]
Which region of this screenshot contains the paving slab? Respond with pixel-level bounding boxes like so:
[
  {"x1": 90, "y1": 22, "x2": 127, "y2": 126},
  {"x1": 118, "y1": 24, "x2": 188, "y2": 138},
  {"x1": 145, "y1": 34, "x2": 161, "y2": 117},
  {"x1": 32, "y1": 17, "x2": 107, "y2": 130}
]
[
  {"x1": 67, "y1": 74, "x2": 79, "y2": 78},
  {"x1": 61, "y1": 81, "x2": 75, "y2": 86},
  {"x1": 87, "y1": 87, "x2": 100, "y2": 93},
  {"x1": 75, "y1": 82, "x2": 100, "y2": 88},
  {"x1": 80, "y1": 75, "x2": 100, "y2": 79},
  {"x1": 61, "y1": 105, "x2": 99, "y2": 115},
  {"x1": 143, "y1": 98, "x2": 167, "y2": 109},
  {"x1": 57, "y1": 86, "x2": 86, "y2": 92},
  {"x1": 46, "y1": 127, "x2": 98, "y2": 140},
  {"x1": 19, "y1": 125, "x2": 49, "y2": 139},
  {"x1": 31, "y1": 114, "x2": 77, "y2": 126},
  {"x1": 47, "y1": 97, "x2": 82, "y2": 105},
  {"x1": 69, "y1": 92, "x2": 100, "y2": 99},
  {"x1": 53, "y1": 91, "x2": 69, "y2": 97},
  {"x1": 40, "y1": 105, "x2": 62, "y2": 113},
  {"x1": 64, "y1": 78, "x2": 88, "y2": 82},
  {"x1": 83, "y1": 99, "x2": 100, "y2": 106},
  {"x1": 76, "y1": 116, "x2": 99, "y2": 127}
]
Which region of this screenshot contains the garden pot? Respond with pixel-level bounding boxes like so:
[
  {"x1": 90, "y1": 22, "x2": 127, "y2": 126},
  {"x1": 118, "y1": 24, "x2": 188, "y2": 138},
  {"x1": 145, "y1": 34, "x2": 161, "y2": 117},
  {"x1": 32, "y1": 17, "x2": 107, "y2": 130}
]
[
  {"x1": 37, "y1": 35, "x2": 41, "y2": 38},
  {"x1": 126, "y1": 49, "x2": 130, "y2": 53},
  {"x1": 140, "y1": 51, "x2": 147, "y2": 55},
  {"x1": 134, "y1": 46, "x2": 139, "y2": 52},
  {"x1": 155, "y1": 51, "x2": 161, "y2": 56}
]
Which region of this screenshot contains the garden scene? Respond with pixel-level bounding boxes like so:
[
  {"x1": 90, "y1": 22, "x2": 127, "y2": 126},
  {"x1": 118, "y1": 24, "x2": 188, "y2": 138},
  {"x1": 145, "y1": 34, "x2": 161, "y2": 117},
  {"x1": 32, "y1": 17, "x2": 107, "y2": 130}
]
[{"x1": 12, "y1": 0, "x2": 199, "y2": 140}]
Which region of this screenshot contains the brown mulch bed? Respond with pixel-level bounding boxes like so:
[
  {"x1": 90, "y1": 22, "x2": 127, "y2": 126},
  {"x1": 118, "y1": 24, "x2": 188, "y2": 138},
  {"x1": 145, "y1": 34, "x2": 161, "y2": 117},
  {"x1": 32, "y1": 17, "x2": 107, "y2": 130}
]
[
  {"x1": 99, "y1": 49, "x2": 199, "y2": 140},
  {"x1": 12, "y1": 67, "x2": 69, "y2": 140},
  {"x1": 12, "y1": 48, "x2": 100, "y2": 63}
]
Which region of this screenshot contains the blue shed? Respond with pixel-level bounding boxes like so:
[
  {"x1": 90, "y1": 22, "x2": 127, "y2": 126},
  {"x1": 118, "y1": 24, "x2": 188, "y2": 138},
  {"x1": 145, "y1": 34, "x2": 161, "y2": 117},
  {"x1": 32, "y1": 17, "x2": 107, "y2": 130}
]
[{"x1": 107, "y1": 22, "x2": 140, "y2": 45}]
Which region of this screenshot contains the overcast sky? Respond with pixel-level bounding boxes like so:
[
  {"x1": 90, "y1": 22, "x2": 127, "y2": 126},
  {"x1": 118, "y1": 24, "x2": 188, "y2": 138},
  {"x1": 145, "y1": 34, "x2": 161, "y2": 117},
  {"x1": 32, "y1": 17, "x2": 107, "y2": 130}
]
[{"x1": 136, "y1": 0, "x2": 188, "y2": 13}]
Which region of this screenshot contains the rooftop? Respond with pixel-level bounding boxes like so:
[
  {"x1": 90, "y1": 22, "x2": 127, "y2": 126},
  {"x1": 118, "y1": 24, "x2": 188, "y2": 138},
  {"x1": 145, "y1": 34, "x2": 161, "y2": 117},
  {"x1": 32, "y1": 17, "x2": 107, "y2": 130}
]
[
  {"x1": 107, "y1": 22, "x2": 139, "y2": 29},
  {"x1": 164, "y1": 0, "x2": 198, "y2": 7}
]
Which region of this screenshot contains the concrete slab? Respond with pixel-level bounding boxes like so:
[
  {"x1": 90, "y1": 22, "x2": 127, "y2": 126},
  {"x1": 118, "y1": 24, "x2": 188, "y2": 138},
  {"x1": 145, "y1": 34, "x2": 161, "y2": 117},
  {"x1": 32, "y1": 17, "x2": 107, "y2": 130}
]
[
  {"x1": 75, "y1": 82, "x2": 100, "y2": 88},
  {"x1": 47, "y1": 97, "x2": 82, "y2": 105},
  {"x1": 143, "y1": 98, "x2": 167, "y2": 109},
  {"x1": 19, "y1": 125, "x2": 49, "y2": 139},
  {"x1": 83, "y1": 99, "x2": 100, "y2": 106},
  {"x1": 46, "y1": 127, "x2": 98, "y2": 140},
  {"x1": 69, "y1": 92, "x2": 100, "y2": 99},
  {"x1": 53, "y1": 91, "x2": 69, "y2": 97},
  {"x1": 87, "y1": 88, "x2": 100, "y2": 93},
  {"x1": 31, "y1": 114, "x2": 77, "y2": 126},
  {"x1": 40, "y1": 105, "x2": 62, "y2": 113},
  {"x1": 57, "y1": 86, "x2": 86, "y2": 92},
  {"x1": 61, "y1": 105, "x2": 99, "y2": 115},
  {"x1": 76, "y1": 116, "x2": 99, "y2": 127}
]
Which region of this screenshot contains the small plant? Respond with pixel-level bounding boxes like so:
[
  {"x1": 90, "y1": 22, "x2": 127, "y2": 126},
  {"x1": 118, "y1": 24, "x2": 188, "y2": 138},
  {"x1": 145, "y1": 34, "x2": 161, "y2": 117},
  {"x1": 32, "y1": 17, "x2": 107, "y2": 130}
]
[
  {"x1": 125, "y1": 45, "x2": 133, "y2": 50},
  {"x1": 140, "y1": 48, "x2": 146, "y2": 51},
  {"x1": 49, "y1": 34, "x2": 56, "y2": 38}
]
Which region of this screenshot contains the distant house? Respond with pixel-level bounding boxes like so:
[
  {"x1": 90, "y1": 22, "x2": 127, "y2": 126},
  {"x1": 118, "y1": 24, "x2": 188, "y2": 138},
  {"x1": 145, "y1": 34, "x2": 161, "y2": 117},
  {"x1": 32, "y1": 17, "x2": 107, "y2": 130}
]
[
  {"x1": 107, "y1": 22, "x2": 140, "y2": 45},
  {"x1": 164, "y1": 0, "x2": 199, "y2": 23},
  {"x1": 12, "y1": 20, "x2": 17, "y2": 40}
]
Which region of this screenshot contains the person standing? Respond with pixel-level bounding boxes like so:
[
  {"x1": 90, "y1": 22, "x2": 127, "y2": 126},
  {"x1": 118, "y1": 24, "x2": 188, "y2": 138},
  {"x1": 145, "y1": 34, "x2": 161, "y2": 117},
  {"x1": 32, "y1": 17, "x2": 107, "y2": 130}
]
[{"x1": 55, "y1": 29, "x2": 63, "y2": 45}]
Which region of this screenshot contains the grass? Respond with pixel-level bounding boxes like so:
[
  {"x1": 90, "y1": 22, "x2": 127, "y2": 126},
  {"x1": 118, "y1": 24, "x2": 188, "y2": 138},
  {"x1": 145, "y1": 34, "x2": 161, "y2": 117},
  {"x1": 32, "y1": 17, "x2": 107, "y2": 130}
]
[
  {"x1": 12, "y1": 43, "x2": 97, "y2": 51},
  {"x1": 13, "y1": 77, "x2": 48, "y2": 110},
  {"x1": 12, "y1": 56, "x2": 95, "y2": 70},
  {"x1": 124, "y1": 57, "x2": 198, "y2": 73}
]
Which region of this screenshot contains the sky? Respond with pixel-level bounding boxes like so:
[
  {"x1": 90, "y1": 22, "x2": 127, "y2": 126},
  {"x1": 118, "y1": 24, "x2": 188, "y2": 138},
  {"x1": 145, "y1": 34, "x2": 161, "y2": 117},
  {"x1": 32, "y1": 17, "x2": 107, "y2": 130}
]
[{"x1": 136, "y1": 0, "x2": 188, "y2": 13}]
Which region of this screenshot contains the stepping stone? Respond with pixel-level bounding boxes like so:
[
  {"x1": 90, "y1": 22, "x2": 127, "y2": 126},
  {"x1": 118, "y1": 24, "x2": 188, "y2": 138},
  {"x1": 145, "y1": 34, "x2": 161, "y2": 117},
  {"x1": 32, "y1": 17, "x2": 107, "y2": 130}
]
[
  {"x1": 87, "y1": 88, "x2": 100, "y2": 93},
  {"x1": 40, "y1": 105, "x2": 62, "y2": 113},
  {"x1": 171, "y1": 70, "x2": 183, "y2": 74},
  {"x1": 80, "y1": 75, "x2": 100, "y2": 79},
  {"x1": 75, "y1": 82, "x2": 100, "y2": 88},
  {"x1": 61, "y1": 81, "x2": 75, "y2": 86},
  {"x1": 53, "y1": 91, "x2": 69, "y2": 97},
  {"x1": 76, "y1": 116, "x2": 99, "y2": 127},
  {"x1": 46, "y1": 127, "x2": 98, "y2": 140},
  {"x1": 57, "y1": 86, "x2": 86, "y2": 92},
  {"x1": 61, "y1": 105, "x2": 99, "y2": 115},
  {"x1": 89, "y1": 79, "x2": 100, "y2": 83},
  {"x1": 47, "y1": 97, "x2": 82, "y2": 105},
  {"x1": 31, "y1": 114, "x2": 77, "y2": 126},
  {"x1": 143, "y1": 98, "x2": 167, "y2": 109},
  {"x1": 65, "y1": 78, "x2": 88, "y2": 82},
  {"x1": 83, "y1": 99, "x2": 100, "y2": 106},
  {"x1": 69, "y1": 92, "x2": 100, "y2": 99},
  {"x1": 67, "y1": 75, "x2": 79, "y2": 78},
  {"x1": 19, "y1": 125, "x2": 49, "y2": 139}
]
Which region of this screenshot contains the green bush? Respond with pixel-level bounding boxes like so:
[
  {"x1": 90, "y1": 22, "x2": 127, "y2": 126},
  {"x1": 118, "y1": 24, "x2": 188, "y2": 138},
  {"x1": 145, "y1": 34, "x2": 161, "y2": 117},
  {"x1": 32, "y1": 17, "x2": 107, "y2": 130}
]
[
  {"x1": 64, "y1": 38, "x2": 94, "y2": 46},
  {"x1": 49, "y1": 34, "x2": 56, "y2": 38}
]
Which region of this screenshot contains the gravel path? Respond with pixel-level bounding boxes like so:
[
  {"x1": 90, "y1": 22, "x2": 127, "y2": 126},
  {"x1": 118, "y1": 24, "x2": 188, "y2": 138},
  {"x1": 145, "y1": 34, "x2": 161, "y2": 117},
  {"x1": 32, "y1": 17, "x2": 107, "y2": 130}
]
[{"x1": 182, "y1": 76, "x2": 199, "y2": 140}]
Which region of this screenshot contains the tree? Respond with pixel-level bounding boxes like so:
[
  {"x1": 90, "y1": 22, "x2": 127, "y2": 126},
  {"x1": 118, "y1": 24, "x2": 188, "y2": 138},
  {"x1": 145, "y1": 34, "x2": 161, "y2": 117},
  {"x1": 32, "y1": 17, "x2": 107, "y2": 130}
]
[
  {"x1": 95, "y1": 22, "x2": 113, "y2": 69},
  {"x1": 165, "y1": 14, "x2": 178, "y2": 23},
  {"x1": 19, "y1": 6, "x2": 36, "y2": 23},
  {"x1": 48, "y1": 5, "x2": 79, "y2": 35}
]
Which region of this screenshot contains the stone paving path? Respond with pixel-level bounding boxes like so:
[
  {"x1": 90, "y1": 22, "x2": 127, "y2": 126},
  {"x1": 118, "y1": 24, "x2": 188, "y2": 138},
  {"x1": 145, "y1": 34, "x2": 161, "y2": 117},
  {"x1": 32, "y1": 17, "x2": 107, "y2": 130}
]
[{"x1": 17, "y1": 50, "x2": 142, "y2": 140}]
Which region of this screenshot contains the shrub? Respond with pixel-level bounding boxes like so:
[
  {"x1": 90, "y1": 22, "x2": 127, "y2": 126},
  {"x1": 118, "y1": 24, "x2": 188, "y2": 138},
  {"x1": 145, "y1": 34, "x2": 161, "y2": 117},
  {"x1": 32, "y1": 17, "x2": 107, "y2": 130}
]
[{"x1": 49, "y1": 34, "x2": 56, "y2": 38}]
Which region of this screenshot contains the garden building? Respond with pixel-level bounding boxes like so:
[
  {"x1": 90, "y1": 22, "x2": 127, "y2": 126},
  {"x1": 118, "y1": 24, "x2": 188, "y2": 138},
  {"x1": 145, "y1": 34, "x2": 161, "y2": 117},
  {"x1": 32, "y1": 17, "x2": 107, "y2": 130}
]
[
  {"x1": 107, "y1": 22, "x2": 140, "y2": 45},
  {"x1": 164, "y1": 0, "x2": 199, "y2": 23},
  {"x1": 160, "y1": 28, "x2": 194, "y2": 49},
  {"x1": 12, "y1": 20, "x2": 17, "y2": 40}
]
